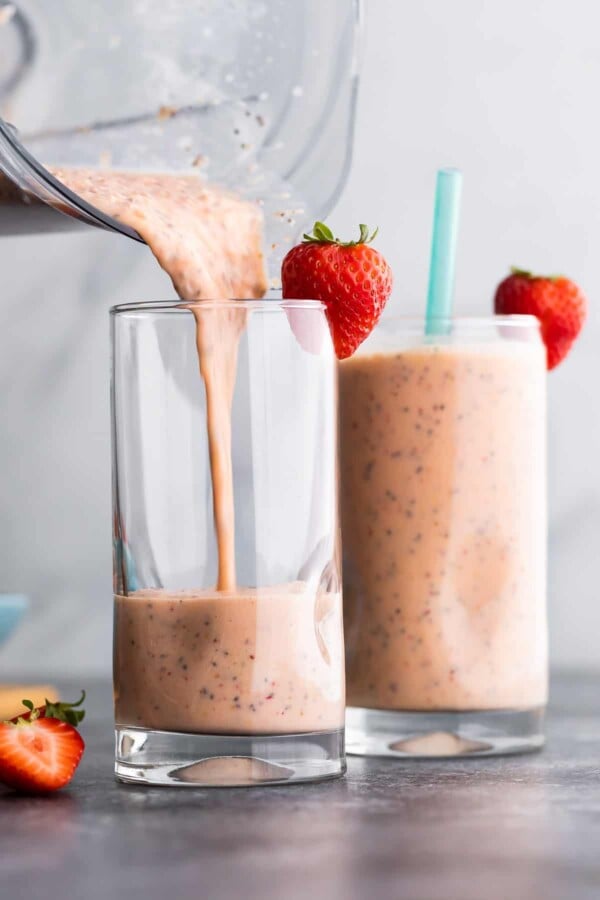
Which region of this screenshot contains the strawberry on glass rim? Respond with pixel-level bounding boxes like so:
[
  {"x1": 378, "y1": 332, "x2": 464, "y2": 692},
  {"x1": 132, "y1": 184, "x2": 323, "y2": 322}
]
[
  {"x1": 494, "y1": 267, "x2": 587, "y2": 370},
  {"x1": 281, "y1": 222, "x2": 393, "y2": 360},
  {"x1": 0, "y1": 691, "x2": 86, "y2": 794}
]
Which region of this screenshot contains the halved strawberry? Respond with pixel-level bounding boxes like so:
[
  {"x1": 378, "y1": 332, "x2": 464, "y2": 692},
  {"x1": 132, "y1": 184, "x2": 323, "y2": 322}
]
[{"x1": 0, "y1": 692, "x2": 86, "y2": 793}]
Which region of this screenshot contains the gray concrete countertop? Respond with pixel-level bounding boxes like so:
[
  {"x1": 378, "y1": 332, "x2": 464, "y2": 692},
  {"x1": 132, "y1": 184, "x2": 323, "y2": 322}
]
[{"x1": 1, "y1": 672, "x2": 599, "y2": 900}]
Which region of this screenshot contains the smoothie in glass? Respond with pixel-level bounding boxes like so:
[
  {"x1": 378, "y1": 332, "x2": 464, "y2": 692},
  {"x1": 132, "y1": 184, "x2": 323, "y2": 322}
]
[
  {"x1": 114, "y1": 586, "x2": 344, "y2": 735},
  {"x1": 112, "y1": 298, "x2": 343, "y2": 785},
  {"x1": 340, "y1": 317, "x2": 547, "y2": 755}
]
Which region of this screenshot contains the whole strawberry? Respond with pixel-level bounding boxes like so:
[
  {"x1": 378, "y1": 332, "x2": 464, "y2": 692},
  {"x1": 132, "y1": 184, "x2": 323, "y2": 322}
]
[
  {"x1": 495, "y1": 268, "x2": 587, "y2": 370},
  {"x1": 281, "y1": 222, "x2": 393, "y2": 359}
]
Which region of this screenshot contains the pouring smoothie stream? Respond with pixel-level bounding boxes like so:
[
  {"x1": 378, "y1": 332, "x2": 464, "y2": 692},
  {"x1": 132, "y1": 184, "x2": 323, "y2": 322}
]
[{"x1": 55, "y1": 168, "x2": 265, "y2": 595}]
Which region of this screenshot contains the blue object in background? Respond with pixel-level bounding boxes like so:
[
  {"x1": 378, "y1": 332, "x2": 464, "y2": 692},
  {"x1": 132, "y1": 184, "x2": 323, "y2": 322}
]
[
  {"x1": 113, "y1": 540, "x2": 139, "y2": 592},
  {"x1": 0, "y1": 595, "x2": 28, "y2": 646}
]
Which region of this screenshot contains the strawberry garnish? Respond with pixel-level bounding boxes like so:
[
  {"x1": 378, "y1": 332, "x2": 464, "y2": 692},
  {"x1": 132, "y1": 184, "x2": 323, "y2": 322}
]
[
  {"x1": 0, "y1": 691, "x2": 85, "y2": 794},
  {"x1": 281, "y1": 222, "x2": 393, "y2": 359},
  {"x1": 494, "y1": 268, "x2": 587, "y2": 370}
]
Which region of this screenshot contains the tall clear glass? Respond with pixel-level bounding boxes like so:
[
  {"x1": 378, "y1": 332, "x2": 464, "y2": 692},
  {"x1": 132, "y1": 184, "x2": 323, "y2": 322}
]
[
  {"x1": 112, "y1": 300, "x2": 344, "y2": 786},
  {"x1": 340, "y1": 316, "x2": 547, "y2": 757}
]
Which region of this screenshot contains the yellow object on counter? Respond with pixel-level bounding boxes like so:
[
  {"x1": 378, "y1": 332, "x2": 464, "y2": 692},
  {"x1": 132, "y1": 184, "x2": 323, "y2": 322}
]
[{"x1": 0, "y1": 685, "x2": 58, "y2": 720}]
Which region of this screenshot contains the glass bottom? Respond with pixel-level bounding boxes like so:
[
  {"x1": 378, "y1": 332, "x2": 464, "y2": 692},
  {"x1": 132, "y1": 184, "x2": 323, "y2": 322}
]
[
  {"x1": 115, "y1": 725, "x2": 346, "y2": 786},
  {"x1": 346, "y1": 706, "x2": 545, "y2": 758}
]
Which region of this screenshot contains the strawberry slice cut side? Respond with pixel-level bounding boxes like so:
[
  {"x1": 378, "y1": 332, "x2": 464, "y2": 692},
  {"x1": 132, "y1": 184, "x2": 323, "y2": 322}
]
[
  {"x1": 0, "y1": 717, "x2": 85, "y2": 794},
  {"x1": 0, "y1": 691, "x2": 86, "y2": 794}
]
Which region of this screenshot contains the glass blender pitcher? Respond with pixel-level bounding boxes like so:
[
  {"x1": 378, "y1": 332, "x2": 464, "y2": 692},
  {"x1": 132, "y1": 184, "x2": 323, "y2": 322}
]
[{"x1": 0, "y1": 0, "x2": 362, "y2": 271}]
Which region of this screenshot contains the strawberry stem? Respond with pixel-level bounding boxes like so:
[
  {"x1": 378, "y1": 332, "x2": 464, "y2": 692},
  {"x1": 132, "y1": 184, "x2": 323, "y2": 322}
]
[
  {"x1": 11, "y1": 691, "x2": 87, "y2": 727},
  {"x1": 510, "y1": 266, "x2": 563, "y2": 282},
  {"x1": 302, "y1": 221, "x2": 379, "y2": 247},
  {"x1": 43, "y1": 690, "x2": 86, "y2": 726}
]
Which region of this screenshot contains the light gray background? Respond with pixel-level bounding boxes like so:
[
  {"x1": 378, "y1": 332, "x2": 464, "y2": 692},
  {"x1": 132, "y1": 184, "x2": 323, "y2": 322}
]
[{"x1": 1, "y1": 0, "x2": 598, "y2": 677}]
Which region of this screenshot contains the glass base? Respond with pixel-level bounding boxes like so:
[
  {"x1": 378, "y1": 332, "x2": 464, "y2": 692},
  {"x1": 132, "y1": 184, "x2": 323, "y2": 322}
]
[
  {"x1": 346, "y1": 706, "x2": 545, "y2": 758},
  {"x1": 115, "y1": 725, "x2": 346, "y2": 786}
]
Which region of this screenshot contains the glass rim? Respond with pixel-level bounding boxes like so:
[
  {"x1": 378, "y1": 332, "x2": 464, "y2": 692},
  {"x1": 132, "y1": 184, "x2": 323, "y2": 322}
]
[
  {"x1": 110, "y1": 299, "x2": 326, "y2": 315},
  {"x1": 378, "y1": 314, "x2": 540, "y2": 328}
]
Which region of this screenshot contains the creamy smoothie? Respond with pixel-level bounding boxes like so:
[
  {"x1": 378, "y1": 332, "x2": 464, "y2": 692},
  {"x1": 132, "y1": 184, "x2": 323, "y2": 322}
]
[
  {"x1": 48, "y1": 168, "x2": 267, "y2": 301},
  {"x1": 340, "y1": 337, "x2": 547, "y2": 712},
  {"x1": 114, "y1": 586, "x2": 344, "y2": 735}
]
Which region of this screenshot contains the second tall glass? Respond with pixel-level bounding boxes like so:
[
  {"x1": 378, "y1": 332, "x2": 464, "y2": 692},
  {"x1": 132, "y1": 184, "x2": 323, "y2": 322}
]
[
  {"x1": 340, "y1": 316, "x2": 547, "y2": 757},
  {"x1": 112, "y1": 300, "x2": 344, "y2": 786}
]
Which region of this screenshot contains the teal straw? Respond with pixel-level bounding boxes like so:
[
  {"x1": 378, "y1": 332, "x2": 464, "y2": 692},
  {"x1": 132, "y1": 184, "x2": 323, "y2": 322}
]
[{"x1": 425, "y1": 168, "x2": 463, "y2": 335}]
